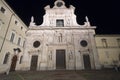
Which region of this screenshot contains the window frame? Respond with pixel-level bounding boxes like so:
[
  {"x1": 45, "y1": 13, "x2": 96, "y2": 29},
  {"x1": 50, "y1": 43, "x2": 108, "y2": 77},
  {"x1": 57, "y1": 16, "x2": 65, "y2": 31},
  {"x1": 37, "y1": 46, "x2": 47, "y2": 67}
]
[
  {"x1": 117, "y1": 38, "x2": 120, "y2": 48},
  {"x1": 0, "y1": 6, "x2": 6, "y2": 14},
  {"x1": 56, "y1": 19, "x2": 64, "y2": 27},
  {"x1": 19, "y1": 56, "x2": 23, "y2": 64},
  {"x1": 101, "y1": 38, "x2": 108, "y2": 48},
  {"x1": 10, "y1": 32, "x2": 15, "y2": 43},
  {"x1": 3, "y1": 52, "x2": 10, "y2": 64},
  {"x1": 0, "y1": 20, "x2": 2, "y2": 30},
  {"x1": 17, "y1": 37, "x2": 21, "y2": 46}
]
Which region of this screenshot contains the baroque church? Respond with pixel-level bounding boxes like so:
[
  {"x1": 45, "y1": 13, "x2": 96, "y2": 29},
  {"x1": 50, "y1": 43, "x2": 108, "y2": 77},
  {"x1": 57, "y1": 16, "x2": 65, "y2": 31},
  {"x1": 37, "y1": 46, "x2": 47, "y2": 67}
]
[
  {"x1": 23, "y1": 0, "x2": 100, "y2": 70},
  {"x1": 0, "y1": 0, "x2": 120, "y2": 73}
]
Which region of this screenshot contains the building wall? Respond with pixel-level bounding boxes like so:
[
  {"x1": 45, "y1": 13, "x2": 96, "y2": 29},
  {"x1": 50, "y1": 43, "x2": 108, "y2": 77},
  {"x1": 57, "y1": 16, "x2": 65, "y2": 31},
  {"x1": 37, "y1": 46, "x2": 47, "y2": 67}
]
[
  {"x1": 95, "y1": 35, "x2": 120, "y2": 68},
  {"x1": 0, "y1": 0, "x2": 28, "y2": 74}
]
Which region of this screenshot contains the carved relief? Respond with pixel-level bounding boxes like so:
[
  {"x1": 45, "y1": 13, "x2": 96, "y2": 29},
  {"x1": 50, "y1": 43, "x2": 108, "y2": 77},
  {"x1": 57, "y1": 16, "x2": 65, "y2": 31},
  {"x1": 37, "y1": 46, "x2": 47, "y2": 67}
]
[
  {"x1": 54, "y1": 31, "x2": 66, "y2": 43},
  {"x1": 69, "y1": 50, "x2": 73, "y2": 60},
  {"x1": 28, "y1": 49, "x2": 41, "y2": 55},
  {"x1": 58, "y1": 33, "x2": 63, "y2": 42}
]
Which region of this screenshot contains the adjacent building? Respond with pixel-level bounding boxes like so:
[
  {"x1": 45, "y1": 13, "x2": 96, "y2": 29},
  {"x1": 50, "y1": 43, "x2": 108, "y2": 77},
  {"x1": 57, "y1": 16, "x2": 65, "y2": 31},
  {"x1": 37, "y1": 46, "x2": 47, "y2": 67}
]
[
  {"x1": 0, "y1": 0, "x2": 28, "y2": 74},
  {"x1": 95, "y1": 35, "x2": 120, "y2": 68}
]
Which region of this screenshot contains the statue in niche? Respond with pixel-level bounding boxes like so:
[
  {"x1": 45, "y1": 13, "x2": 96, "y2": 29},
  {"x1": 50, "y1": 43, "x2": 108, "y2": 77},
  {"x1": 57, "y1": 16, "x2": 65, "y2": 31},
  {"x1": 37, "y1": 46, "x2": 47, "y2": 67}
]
[
  {"x1": 69, "y1": 50, "x2": 73, "y2": 60},
  {"x1": 58, "y1": 33, "x2": 62, "y2": 42},
  {"x1": 48, "y1": 51, "x2": 52, "y2": 60},
  {"x1": 29, "y1": 16, "x2": 36, "y2": 26}
]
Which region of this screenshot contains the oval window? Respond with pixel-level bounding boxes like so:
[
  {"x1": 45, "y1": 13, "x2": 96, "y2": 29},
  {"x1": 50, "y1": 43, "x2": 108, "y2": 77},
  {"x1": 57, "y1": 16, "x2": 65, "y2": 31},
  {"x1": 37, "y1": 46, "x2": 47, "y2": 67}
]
[
  {"x1": 33, "y1": 41, "x2": 40, "y2": 48},
  {"x1": 56, "y1": 2, "x2": 63, "y2": 7},
  {"x1": 80, "y1": 40, "x2": 88, "y2": 47}
]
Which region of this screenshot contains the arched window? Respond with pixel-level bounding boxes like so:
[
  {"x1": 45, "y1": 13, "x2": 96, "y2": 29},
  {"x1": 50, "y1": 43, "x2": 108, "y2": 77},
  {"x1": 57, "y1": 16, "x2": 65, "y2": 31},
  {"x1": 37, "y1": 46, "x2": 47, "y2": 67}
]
[
  {"x1": 3, "y1": 52, "x2": 10, "y2": 64},
  {"x1": 10, "y1": 32, "x2": 15, "y2": 43}
]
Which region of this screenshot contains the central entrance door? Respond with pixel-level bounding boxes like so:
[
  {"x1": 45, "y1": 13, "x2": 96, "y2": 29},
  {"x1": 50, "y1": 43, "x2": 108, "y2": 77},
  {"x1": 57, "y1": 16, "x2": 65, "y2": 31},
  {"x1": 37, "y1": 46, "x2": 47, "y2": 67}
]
[
  {"x1": 30, "y1": 55, "x2": 38, "y2": 71},
  {"x1": 83, "y1": 54, "x2": 91, "y2": 70},
  {"x1": 56, "y1": 50, "x2": 66, "y2": 69}
]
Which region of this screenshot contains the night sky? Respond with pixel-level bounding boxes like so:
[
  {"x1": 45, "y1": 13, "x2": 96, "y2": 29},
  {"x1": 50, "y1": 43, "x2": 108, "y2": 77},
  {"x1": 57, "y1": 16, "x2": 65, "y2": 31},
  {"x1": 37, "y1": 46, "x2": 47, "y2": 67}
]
[{"x1": 5, "y1": 0, "x2": 120, "y2": 34}]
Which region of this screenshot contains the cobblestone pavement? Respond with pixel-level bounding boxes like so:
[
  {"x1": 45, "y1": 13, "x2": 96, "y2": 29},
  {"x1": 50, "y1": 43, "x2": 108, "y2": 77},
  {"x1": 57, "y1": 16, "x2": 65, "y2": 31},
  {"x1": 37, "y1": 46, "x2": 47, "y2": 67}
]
[
  {"x1": 41, "y1": 70, "x2": 86, "y2": 80},
  {"x1": 0, "y1": 70, "x2": 120, "y2": 80},
  {"x1": 0, "y1": 70, "x2": 86, "y2": 80}
]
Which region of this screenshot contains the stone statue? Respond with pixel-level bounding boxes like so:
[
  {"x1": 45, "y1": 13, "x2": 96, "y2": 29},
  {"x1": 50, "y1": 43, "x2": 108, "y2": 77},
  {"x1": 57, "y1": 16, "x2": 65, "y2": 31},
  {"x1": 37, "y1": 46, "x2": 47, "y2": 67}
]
[
  {"x1": 31, "y1": 16, "x2": 34, "y2": 23},
  {"x1": 69, "y1": 50, "x2": 73, "y2": 60},
  {"x1": 84, "y1": 16, "x2": 91, "y2": 26},
  {"x1": 29, "y1": 16, "x2": 36, "y2": 26},
  {"x1": 48, "y1": 51, "x2": 52, "y2": 60},
  {"x1": 85, "y1": 16, "x2": 89, "y2": 22}
]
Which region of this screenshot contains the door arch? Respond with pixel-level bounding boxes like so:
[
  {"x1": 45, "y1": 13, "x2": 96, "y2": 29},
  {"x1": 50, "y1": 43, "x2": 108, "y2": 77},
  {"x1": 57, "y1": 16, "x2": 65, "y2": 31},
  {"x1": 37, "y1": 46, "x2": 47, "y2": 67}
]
[{"x1": 10, "y1": 55, "x2": 17, "y2": 71}]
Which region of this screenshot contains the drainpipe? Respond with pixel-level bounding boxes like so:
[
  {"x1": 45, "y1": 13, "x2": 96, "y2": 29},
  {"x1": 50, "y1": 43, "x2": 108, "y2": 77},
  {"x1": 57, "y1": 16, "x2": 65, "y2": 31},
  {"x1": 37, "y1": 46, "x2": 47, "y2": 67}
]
[{"x1": 0, "y1": 0, "x2": 15, "y2": 52}]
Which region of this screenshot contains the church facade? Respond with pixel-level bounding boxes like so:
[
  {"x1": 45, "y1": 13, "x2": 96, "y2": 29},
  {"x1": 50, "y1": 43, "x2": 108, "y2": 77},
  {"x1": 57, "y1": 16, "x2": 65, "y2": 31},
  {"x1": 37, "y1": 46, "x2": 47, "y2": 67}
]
[
  {"x1": 1, "y1": 0, "x2": 120, "y2": 74},
  {"x1": 22, "y1": 0, "x2": 100, "y2": 70}
]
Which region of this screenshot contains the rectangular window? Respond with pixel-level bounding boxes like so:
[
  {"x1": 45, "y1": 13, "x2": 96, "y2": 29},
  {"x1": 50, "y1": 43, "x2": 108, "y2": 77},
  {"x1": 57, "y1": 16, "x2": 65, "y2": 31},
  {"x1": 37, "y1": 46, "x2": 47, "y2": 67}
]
[
  {"x1": 56, "y1": 19, "x2": 64, "y2": 27},
  {"x1": 15, "y1": 20, "x2": 18, "y2": 25},
  {"x1": 0, "y1": 20, "x2": 2, "y2": 30},
  {"x1": 117, "y1": 38, "x2": 120, "y2": 48},
  {"x1": 10, "y1": 33, "x2": 15, "y2": 42},
  {"x1": 23, "y1": 40, "x2": 25, "y2": 47},
  {"x1": 119, "y1": 54, "x2": 120, "y2": 61},
  {"x1": 102, "y1": 39, "x2": 108, "y2": 48},
  {"x1": 19, "y1": 56, "x2": 23, "y2": 64},
  {"x1": 0, "y1": 7, "x2": 6, "y2": 14},
  {"x1": 17, "y1": 37, "x2": 21, "y2": 46}
]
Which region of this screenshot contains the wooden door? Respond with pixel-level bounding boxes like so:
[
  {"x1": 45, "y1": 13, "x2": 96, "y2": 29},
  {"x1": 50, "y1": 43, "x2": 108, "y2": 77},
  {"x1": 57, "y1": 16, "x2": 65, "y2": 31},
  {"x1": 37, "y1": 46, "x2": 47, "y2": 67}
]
[
  {"x1": 56, "y1": 50, "x2": 66, "y2": 69},
  {"x1": 83, "y1": 55, "x2": 91, "y2": 69},
  {"x1": 30, "y1": 55, "x2": 38, "y2": 71},
  {"x1": 10, "y1": 55, "x2": 17, "y2": 71}
]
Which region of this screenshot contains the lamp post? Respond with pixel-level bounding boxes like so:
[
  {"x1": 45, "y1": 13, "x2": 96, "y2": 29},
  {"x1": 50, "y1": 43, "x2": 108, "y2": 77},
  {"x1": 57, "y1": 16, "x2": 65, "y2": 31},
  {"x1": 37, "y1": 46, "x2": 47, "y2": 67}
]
[{"x1": 13, "y1": 48, "x2": 21, "y2": 55}]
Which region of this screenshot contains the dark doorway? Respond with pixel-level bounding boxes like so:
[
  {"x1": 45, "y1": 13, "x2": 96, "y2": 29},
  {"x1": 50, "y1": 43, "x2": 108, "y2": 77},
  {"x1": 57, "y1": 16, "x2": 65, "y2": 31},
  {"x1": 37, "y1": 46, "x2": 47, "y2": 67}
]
[
  {"x1": 56, "y1": 50, "x2": 66, "y2": 69},
  {"x1": 10, "y1": 55, "x2": 17, "y2": 71},
  {"x1": 83, "y1": 54, "x2": 91, "y2": 69},
  {"x1": 30, "y1": 55, "x2": 38, "y2": 71}
]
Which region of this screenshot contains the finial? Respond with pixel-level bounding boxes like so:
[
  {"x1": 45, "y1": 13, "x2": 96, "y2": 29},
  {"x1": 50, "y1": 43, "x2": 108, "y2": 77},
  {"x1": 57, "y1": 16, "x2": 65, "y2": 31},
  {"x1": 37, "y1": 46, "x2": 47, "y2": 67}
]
[
  {"x1": 84, "y1": 16, "x2": 91, "y2": 26},
  {"x1": 85, "y1": 16, "x2": 89, "y2": 22},
  {"x1": 31, "y1": 16, "x2": 34, "y2": 22},
  {"x1": 29, "y1": 16, "x2": 36, "y2": 26}
]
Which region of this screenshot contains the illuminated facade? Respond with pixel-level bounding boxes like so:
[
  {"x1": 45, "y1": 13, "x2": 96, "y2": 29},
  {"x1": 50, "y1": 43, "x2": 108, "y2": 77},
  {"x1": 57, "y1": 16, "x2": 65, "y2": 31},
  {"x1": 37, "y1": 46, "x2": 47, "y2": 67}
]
[
  {"x1": 0, "y1": 0, "x2": 27, "y2": 74},
  {"x1": 0, "y1": 0, "x2": 120, "y2": 74},
  {"x1": 23, "y1": 0, "x2": 100, "y2": 70}
]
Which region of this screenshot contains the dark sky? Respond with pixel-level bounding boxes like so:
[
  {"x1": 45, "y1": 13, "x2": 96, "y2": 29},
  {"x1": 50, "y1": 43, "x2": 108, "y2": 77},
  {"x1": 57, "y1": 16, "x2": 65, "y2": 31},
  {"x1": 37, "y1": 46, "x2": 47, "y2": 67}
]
[{"x1": 5, "y1": 0, "x2": 120, "y2": 34}]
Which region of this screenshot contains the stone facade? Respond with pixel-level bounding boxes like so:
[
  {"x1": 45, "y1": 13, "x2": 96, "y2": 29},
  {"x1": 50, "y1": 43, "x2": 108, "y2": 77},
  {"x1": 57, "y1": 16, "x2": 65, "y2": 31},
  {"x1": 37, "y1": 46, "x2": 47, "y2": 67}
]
[
  {"x1": 0, "y1": 0, "x2": 27, "y2": 74},
  {"x1": 22, "y1": 0, "x2": 100, "y2": 70},
  {"x1": 95, "y1": 35, "x2": 120, "y2": 68},
  {"x1": 1, "y1": 0, "x2": 120, "y2": 73}
]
